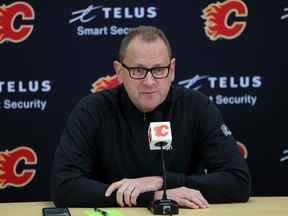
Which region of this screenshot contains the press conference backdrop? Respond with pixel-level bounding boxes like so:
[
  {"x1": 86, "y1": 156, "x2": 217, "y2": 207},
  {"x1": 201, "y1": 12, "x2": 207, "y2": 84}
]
[{"x1": 0, "y1": 0, "x2": 286, "y2": 202}]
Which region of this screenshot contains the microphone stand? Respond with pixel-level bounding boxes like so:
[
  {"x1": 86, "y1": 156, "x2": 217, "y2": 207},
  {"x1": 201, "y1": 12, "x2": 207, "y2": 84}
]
[{"x1": 149, "y1": 142, "x2": 179, "y2": 215}]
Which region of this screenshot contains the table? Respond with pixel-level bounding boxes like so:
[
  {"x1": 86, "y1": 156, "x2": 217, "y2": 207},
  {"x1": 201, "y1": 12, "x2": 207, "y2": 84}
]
[{"x1": 1, "y1": 197, "x2": 287, "y2": 216}]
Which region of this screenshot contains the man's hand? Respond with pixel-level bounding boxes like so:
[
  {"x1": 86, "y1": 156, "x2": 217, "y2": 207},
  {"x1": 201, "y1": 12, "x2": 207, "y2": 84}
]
[
  {"x1": 154, "y1": 186, "x2": 209, "y2": 209},
  {"x1": 105, "y1": 176, "x2": 163, "y2": 207}
]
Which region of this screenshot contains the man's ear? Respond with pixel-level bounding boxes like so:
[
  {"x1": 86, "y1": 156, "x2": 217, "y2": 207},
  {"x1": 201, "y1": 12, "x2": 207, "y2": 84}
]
[
  {"x1": 113, "y1": 60, "x2": 123, "y2": 83},
  {"x1": 170, "y1": 58, "x2": 176, "y2": 82}
]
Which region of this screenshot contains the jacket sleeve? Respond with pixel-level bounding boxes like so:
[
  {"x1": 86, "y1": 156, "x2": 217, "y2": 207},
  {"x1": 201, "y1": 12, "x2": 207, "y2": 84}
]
[
  {"x1": 165, "y1": 99, "x2": 251, "y2": 203},
  {"x1": 50, "y1": 96, "x2": 153, "y2": 207}
]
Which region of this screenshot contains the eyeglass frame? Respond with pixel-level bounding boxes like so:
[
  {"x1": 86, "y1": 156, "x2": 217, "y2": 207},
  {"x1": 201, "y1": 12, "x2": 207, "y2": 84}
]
[{"x1": 120, "y1": 61, "x2": 171, "y2": 80}]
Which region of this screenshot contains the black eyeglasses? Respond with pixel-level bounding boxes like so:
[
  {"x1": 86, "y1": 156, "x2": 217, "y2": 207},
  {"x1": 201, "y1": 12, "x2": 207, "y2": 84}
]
[{"x1": 121, "y1": 62, "x2": 171, "y2": 80}]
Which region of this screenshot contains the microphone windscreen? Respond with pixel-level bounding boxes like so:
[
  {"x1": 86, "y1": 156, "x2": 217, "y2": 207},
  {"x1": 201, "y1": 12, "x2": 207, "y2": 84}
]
[{"x1": 148, "y1": 121, "x2": 172, "y2": 151}]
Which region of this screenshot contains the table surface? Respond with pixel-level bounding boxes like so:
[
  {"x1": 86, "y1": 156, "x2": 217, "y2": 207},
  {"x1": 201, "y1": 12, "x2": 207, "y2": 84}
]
[{"x1": 1, "y1": 197, "x2": 288, "y2": 216}]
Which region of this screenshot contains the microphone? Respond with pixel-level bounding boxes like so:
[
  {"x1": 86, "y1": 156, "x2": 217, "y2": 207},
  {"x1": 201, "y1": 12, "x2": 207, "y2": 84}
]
[
  {"x1": 148, "y1": 122, "x2": 172, "y2": 151},
  {"x1": 148, "y1": 118, "x2": 179, "y2": 215}
]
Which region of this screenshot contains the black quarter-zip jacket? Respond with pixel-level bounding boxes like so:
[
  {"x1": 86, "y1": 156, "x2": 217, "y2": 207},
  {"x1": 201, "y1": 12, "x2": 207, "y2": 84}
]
[{"x1": 51, "y1": 85, "x2": 250, "y2": 207}]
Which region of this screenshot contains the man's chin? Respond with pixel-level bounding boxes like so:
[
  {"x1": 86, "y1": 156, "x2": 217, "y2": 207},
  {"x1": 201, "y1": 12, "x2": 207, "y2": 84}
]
[
  {"x1": 141, "y1": 102, "x2": 160, "y2": 113},
  {"x1": 142, "y1": 107, "x2": 155, "y2": 113},
  {"x1": 136, "y1": 96, "x2": 162, "y2": 112}
]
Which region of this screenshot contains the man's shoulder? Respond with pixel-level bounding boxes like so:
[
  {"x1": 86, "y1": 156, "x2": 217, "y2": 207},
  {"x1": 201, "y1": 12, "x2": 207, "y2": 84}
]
[{"x1": 77, "y1": 86, "x2": 122, "y2": 112}]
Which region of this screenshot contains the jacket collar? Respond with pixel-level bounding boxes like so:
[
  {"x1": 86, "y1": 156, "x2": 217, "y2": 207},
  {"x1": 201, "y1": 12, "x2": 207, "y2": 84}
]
[{"x1": 119, "y1": 84, "x2": 178, "y2": 122}]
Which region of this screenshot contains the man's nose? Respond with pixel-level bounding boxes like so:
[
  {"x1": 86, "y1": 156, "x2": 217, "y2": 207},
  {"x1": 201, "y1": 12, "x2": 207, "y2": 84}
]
[{"x1": 142, "y1": 71, "x2": 157, "y2": 86}]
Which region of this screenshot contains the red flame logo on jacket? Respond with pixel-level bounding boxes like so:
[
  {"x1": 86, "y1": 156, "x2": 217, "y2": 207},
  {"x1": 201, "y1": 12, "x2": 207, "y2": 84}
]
[
  {"x1": 0, "y1": 147, "x2": 37, "y2": 189},
  {"x1": 91, "y1": 75, "x2": 120, "y2": 93},
  {"x1": 0, "y1": 2, "x2": 35, "y2": 44},
  {"x1": 237, "y1": 141, "x2": 248, "y2": 159},
  {"x1": 201, "y1": 0, "x2": 248, "y2": 41}
]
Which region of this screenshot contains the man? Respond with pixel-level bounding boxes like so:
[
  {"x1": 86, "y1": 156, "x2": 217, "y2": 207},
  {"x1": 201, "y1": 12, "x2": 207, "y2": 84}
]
[{"x1": 51, "y1": 26, "x2": 250, "y2": 208}]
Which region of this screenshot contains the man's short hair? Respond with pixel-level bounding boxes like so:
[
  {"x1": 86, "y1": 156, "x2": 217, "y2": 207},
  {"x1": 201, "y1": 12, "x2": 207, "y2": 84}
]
[{"x1": 119, "y1": 26, "x2": 172, "y2": 62}]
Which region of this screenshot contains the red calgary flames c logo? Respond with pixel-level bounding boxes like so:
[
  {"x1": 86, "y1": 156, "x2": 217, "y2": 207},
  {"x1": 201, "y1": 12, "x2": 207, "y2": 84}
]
[
  {"x1": 237, "y1": 141, "x2": 248, "y2": 159},
  {"x1": 91, "y1": 75, "x2": 120, "y2": 93},
  {"x1": 0, "y1": 146, "x2": 37, "y2": 189},
  {"x1": 0, "y1": 1, "x2": 35, "y2": 44},
  {"x1": 201, "y1": 0, "x2": 248, "y2": 41},
  {"x1": 154, "y1": 125, "x2": 169, "y2": 137}
]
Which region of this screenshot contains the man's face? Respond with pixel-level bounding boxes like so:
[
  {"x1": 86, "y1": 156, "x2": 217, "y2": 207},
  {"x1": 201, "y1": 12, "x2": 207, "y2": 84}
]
[{"x1": 114, "y1": 37, "x2": 175, "y2": 112}]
